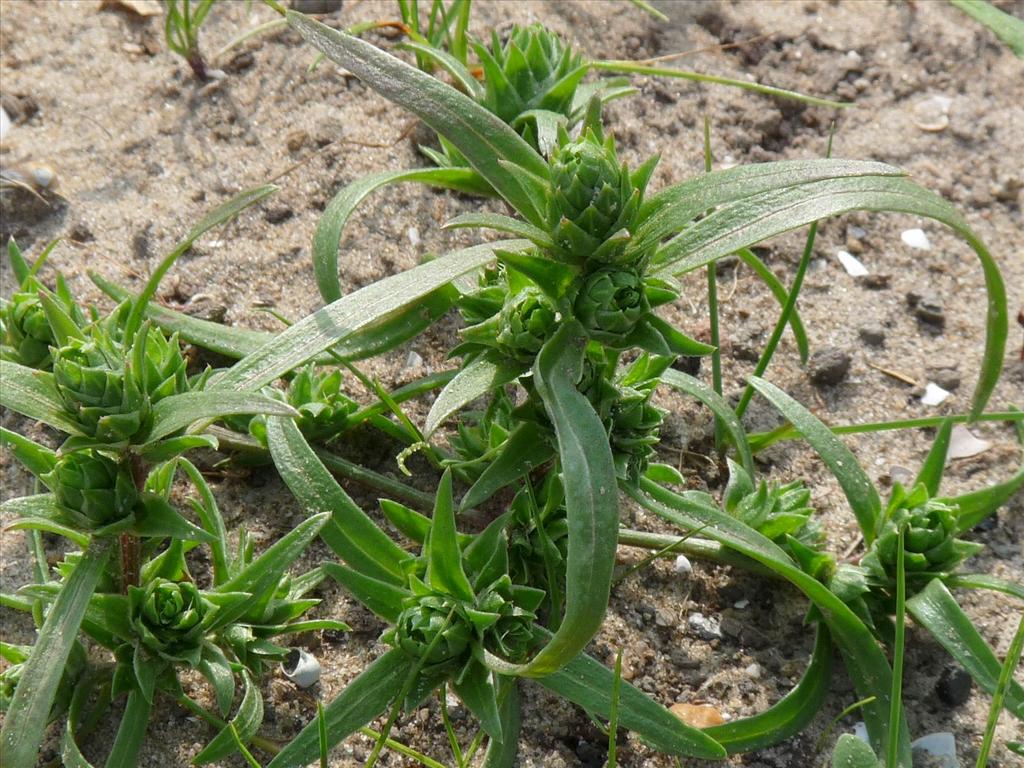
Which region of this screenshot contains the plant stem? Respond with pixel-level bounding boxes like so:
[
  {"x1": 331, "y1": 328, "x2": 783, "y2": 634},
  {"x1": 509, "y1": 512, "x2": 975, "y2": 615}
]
[
  {"x1": 173, "y1": 692, "x2": 282, "y2": 755},
  {"x1": 702, "y1": 116, "x2": 725, "y2": 453},
  {"x1": 616, "y1": 527, "x2": 776, "y2": 579}
]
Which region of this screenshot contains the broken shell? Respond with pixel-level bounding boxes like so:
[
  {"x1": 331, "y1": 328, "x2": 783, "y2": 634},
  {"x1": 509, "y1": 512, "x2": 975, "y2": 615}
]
[
  {"x1": 283, "y1": 648, "x2": 321, "y2": 688},
  {"x1": 912, "y1": 95, "x2": 952, "y2": 132}
]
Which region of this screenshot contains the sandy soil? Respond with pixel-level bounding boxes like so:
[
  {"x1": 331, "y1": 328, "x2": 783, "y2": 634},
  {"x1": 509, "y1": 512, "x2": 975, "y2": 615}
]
[{"x1": 1, "y1": 1, "x2": 1022, "y2": 766}]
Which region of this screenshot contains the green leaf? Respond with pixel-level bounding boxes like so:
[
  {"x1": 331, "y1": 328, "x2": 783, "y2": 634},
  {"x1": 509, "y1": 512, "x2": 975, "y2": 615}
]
[
  {"x1": 750, "y1": 377, "x2": 882, "y2": 542},
  {"x1": 322, "y1": 562, "x2": 408, "y2": 623},
  {"x1": 194, "y1": 670, "x2": 264, "y2": 764},
  {"x1": 452, "y1": 660, "x2": 502, "y2": 741},
  {"x1": 951, "y1": 0, "x2": 1024, "y2": 57},
  {"x1": 480, "y1": 678, "x2": 520, "y2": 768},
  {"x1": 0, "y1": 427, "x2": 57, "y2": 479},
  {"x1": 286, "y1": 12, "x2": 550, "y2": 226},
  {"x1": 976, "y1": 614, "x2": 1024, "y2": 768},
  {"x1": 138, "y1": 434, "x2": 219, "y2": 463},
  {"x1": 425, "y1": 471, "x2": 474, "y2": 601},
  {"x1": 538, "y1": 647, "x2": 726, "y2": 759},
  {"x1": 484, "y1": 321, "x2": 619, "y2": 677},
  {"x1": 139, "y1": 391, "x2": 298, "y2": 445},
  {"x1": 735, "y1": 247, "x2": 810, "y2": 364},
  {"x1": 425, "y1": 356, "x2": 523, "y2": 437},
  {"x1": 103, "y1": 687, "x2": 152, "y2": 768},
  {"x1": 177, "y1": 459, "x2": 231, "y2": 585},
  {"x1": 652, "y1": 174, "x2": 1007, "y2": 419},
  {"x1": 313, "y1": 167, "x2": 491, "y2": 303},
  {"x1": 659, "y1": 368, "x2": 754, "y2": 478},
  {"x1": 944, "y1": 573, "x2": 1024, "y2": 601},
  {"x1": 0, "y1": 538, "x2": 112, "y2": 768},
  {"x1": 214, "y1": 239, "x2": 530, "y2": 392},
  {"x1": 397, "y1": 40, "x2": 483, "y2": 98},
  {"x1": 197, "y1": 643, "x2": 236, "y2": 717},
  {"x1": 830, "y1": 733, "x2": 881, "y2": 768},
  {"x1": 460, "y1": 422, "x2": 555, "y2": 512},
  {"x1": 267, "y1": 648, "x2": 411, "y2": 768},
  {"x1": 704, "y1": 624, "x2": 832, "y2": 753},
  {"x1": 0, "y1": 360, "x2": 83, "y2": 435},
  {"x1": 906, "y1": 579, "x2": 1024, "y2": 718},
  {"x1": 631, "y1": 479, "x2": 910, "y2": 762},
  {"x1": 265, "y1": 416, "x2": 409, "y2": 584},
  {"x1": 444, "y1": 212, "x2": 554, "y2": 248},
  {"x1": 914, "y1": 419, "x2": 953, "y2": 496},
  {"x1": 134, "y1": 495, "x2": 216, "y2": 542}
]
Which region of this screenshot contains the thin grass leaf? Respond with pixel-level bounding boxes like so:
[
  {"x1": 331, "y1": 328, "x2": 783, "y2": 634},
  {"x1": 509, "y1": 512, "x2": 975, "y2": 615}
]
[
  {"x1": 943, "y1": 574, "x2": 1024, "y2": 601},
  {"x1": 398, "y1": 40, "x2": 483, "y2": 98},
  {"x1": 659, "y1": 368, "x2": 754, "y2": 477},
  {"x1": 177, "y1": 458, "x2": 230, "y2": 585},
  {"x1": 906, "y1": 579, "x2": 1024, "y2": 718},
  {"x1": 0, "y1": 427, "x2": 57, "y2": 478},
  {"x1": 651, "y1": 174, "x2": 1007, "y2": 418},
  {"x1": 631, "y1": 479, "x2": 910, "y2": 761},
  {"x1": 214, "y1": 240, "x2": 530, "y2": 392},
  {"x1": 887, "y1": 526, "x2": 907, "y2": 768},
  {"x1": 443, "y1": 212, "x2": 554, "y2": 248},
  {"x1": 607, "y1": 649, "x2": 623, "y2": 768},
  {"x1": 102, "y1": 688, "x2": 152, "y2": 768},
  {"x1": 537, "y1": 644, "x2": 726, "y2": 758},
  {"x1": 0, "y1": 360, "x2": 83, "y2": 435},
  {"x1": 268, "y1": 648, "x2": 410, "y2": 768},
  {"x1": 750, "y1": 377, "x2": 882, "y2": 541},
  {"x1": 913, "y1": 419, "x2": 953, "y2": 497},
  {"x1": 975, "y1": 614, "x2": 1024, "y2": 767},
  {"x1": 735, "y1": 247, "x2": 810, "y2": 363},
  {"x1": 591, "y1": 60, "x2": 849, "y2": 109},
  {"x1": 483, "y1": 321, "x2": 619, "y2": 678},
  {"x1": 704, "y1": 624, "x2": 832, "y2": 753},
  {"x1": 0, "y1": 539, "x2": 112, "y2": 768},
  {"x1": 313, "y1": 167, "x2": 490, "y2": 303},
  {"x1": 287, "y1": 12, "x2": 550, "y2": 225},
  {"x1": 460, "y1": 422, "x2": 555, "y2": 512},
  {"x1": 266, "y1": 416, "x2": 410, "y2": 584},
  {"x1": 951, "y1": 0, "x2": 1024, "y2": 57}
]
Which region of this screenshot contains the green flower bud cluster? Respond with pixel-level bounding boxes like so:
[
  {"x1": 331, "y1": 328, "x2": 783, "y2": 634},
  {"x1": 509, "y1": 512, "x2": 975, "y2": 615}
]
[
  {"x1": 861, "y1": 483, "x2": 980, "y2": 591},
  {"x1": 723, "y1": 460, "x2": 823, "y2": 549},
  {"x1": 129, "y1": 578, "x2": 212, "y2": 665},
  {"x1": 574, "y1": 267, "x2": 649, "y2": 344},
  {"x1": 249, "y1": 366, "x2": 356, "y2": 445},
  {"x1": 42, "y1": 450, "x2": 138, "y2": 530},
  {"x1": 461, "y1": 286, "x2": 558, "y2": 364},
  {"x1": 52, "y1": 324, "x2": 188, "y2": 443},
  {"x1": 548, "y1": 123, "x2": 645, "y2": 266},
  {"x1": 608, "y1": 384, "x2": 664, "y2": 484},
  {"x1": 1, "y1": 290, "x2": 55, "y2": 369},
  {"x1": 477, "y1": 25, "x2": 583, "y2": 131}
]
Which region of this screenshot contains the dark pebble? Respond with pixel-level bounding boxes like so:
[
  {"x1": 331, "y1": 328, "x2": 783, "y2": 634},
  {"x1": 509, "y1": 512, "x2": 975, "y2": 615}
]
[
  {"x1": 928, "y1": 368, "x2": 961, "y2": 391},
  {"x1": 672, "y1": 355, "x2": 702, "y2": 375},
  {"x1": 858, "y1": 324, "x2": 886, "y2": 347},
  {"x1": 858, "y1": 273, "x2": 891, "y2": 290},
  {"x1": 807, "y1": 346, "x2": 851, "y2": 386},
  {"x1": 223, "y1": 51, "x2": 255, "y2": 74},
  {"x1": 264, "y1": 205, "x2": 295, "y2": 224},
  {"x1": 907, "y1": 291, "x2": 945, "y2": 327},
  {"x1": 575, "y1": 740, "x2": 606, "y2": 768},
  {"x1": 292, "y1": 0, "x2": 343, "y2": 11},
  {"x1": 935, "y1": 662, "x2": 972, "y2": 706}
]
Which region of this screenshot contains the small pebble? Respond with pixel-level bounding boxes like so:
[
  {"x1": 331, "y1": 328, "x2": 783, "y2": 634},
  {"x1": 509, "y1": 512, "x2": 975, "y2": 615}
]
[
  {"x1": 0, "y1": 106, "x2": 9, "y2": 140},
  {"x1": 744, "y1": 663, "x2": 762, "y2": 679},
  {"x1": 674, "y1": 554, "x2": 693, "y2": 574},
  {"x1": 807, "y1": 346, "x2": 852, "y2": 386},
  {"x1": 836, "y1": 250, "x2": 868, "y2": 276},
  {"x1": 911, "y1": 732, "x2": 958, "y2": 768},
  {"x1": 264, "y1": 205, "x2": 294, "y2": 225},
  {"x1": 901, "y1": 228, "x2": 931, "y2": 250},
  {"x1": 858, "y1": 324, "x2": 886, "y2": 347},
  {"x1": 920, "y1": 382, "x2": 951, "y2": 406},
  {"x1": 935, "y1": 662, "x2": 972, "y2": 706},
  {"x1": 858, "y1": 273, "x2": 891, "y2": 290},
  {"x1": 687, "y1": 612, "x2": 722, "y2": 641},
  {"x1": 928, "y1": 367, "x2": 960, "y2": 391},
  {"x1": 671, "y1": 702, "x2": 726, "y2": 728},
  {"x1": 733, "y1": 599, "x2": 749, "y2": 610}
]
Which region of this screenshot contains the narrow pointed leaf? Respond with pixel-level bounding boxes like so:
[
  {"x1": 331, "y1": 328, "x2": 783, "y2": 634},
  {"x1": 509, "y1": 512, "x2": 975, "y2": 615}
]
[
  {"x1": 0, "y1": 360, "x2": 83, "y2": 435},
  {"x1": 194, "y1": 670, "x2": 264, "y2": 764},
  {"x1": 0, "y1": 427, "x2": 57, "y2": 478},
  {"x1": 443, "y1": 212, "x2": 554, "y2": 248},
  {"x1": 140, "y1": 391, "x2": 298, "y2": 445},
  {"x1": 735, "y1": 247, "x2": 810, "y2": 363},
  {"x1": 426, "y1": 471, "x2": 474, "y2": 601},
  {"x1": 322, "y1": 562, "x2": 408, "y2": 623},
  {"x1": 461, "y1": 422, "x2": 554, "y2": 512},
  {"x1": 286, "y1": 12, "x2": 550, "y2": 225},
  {"x1": 914, "y1": 419, "x2": 953, "y2": 496},
  {"x1": 750, "y1": 377, "x2": 882, "y2": 542},
  {"x1": 214, "y1": 240, "x2": 530, "y2": 392},
  {"x1": 425, "y1": 356, "x2": 523, "y2": 437}
]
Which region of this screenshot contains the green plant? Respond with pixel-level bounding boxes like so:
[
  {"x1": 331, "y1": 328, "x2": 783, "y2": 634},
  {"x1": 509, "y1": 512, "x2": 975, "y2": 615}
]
[
  {"x1": 0, "y1": 188, "x2": 346, "y2": 767},
  {"x1": 163, "y1": 0, "x2": 217, "y2": 81}
]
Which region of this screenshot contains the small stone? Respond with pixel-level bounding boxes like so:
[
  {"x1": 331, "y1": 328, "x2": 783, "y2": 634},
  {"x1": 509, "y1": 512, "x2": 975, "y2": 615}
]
[
  {"x1": 183, "y1": 296, "x2": 228, "y2": 323},
  {"x1": 858, "y1": 324, "x2": 886, "y2": 347},
  {"x1": 672, "y1": 355, "x2": 702, "y2": 375},
  {"x1": 807, "y1": 346, "x2": 851, "y2": 386},
  {"x1": 674, "y1": 554, "x2": 693, "y2": 574},
  {"x1": 292, "y1": 0, "x2": 343, "y2": 11},
  {"x1": 858, "y1": 273, "x2": 891, "y2": 290},
  {"x1": 407, "y1": 226, "x2": 420, "y2": 246},
  {"x1": 836, "y1": 250, "x2": 868, "y2": 276},
  {"x1": 655, "y1": 609, "x2": 674, "y2": 628},
  {"x1": 671, "y1": 702, "x2": 726, "y2": 728},
  {"x1": 744, "y1": 663, "x2": 762, "y2": 679},
  {"x1": 687, "y1": 612, "x2": 722, "y2": 641},
  {"x1": 68, "y1": 221, "x2": 95, "y2": 243},
  {"x1": 285, "y1": 130, "x2": 309, "y2": 152},
  {"x1": 911, "y1": 732, "x2": 958, "y2": 768},
  {"x1": 914, "y1": 297, "x2": 945, "y2": 327},
  {"x1": 733, "y1": 599, "x2": 749, "y2": 610},
  {"x1": 223, "y1": 51, "x2": 256, "y2": 74},
  {"x1": 264, "y1": 205, "x2": 294, "y2": 225},
  {"x1": 935, "y1": 663, "x2": 972, "y2": 706},
  {"x1": 928, "y1": 367, "x2": 960, "y2": 391}
]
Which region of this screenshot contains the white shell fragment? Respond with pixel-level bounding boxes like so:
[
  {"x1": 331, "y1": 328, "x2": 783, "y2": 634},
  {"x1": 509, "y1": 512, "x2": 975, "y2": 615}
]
[
  {"x1": 674, "y1": 554, "x2": 693, "y2": 574},
  {"x1": 852, "y1": 721, "x2": 869, "y2": 742},
  {"x1": 947, "y1": 425, "x2": 991, "y2": 460},
  {"x1": 911, "y1": 732, "x2": 958, "y2": 768},
  {"x1": 920, "y1": 382, "x2": 951, "y2": 406},
  {"x1": 283, "y1": 648, "x2": 321, "y2": 688},
  {"x1": 0, "y1": 107, "x2": 10, "y2": 141},
  {"x1": 913, "y1": 95, "x2": 953, "y2": 132},
  {"x1": 836, "y1": 250, "x2": 869, "y2": 277},
  {"x1": 407, "y1": 226, "x2": 420, "y2": 246},
  {"x1": 901, "y1": 228, "x2": 931, "y2": 250}
]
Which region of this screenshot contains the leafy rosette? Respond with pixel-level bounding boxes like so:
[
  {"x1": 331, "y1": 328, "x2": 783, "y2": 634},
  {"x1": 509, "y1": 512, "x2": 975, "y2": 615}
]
[
  {"x1": 575, "y1": 267, "x2": 648, "y2": 342},
  {"x1": 723, "y1": 459, "x2": 824, "y2": 550},
  {"x1": 129, "y1": 579, "x2": 216, "y2": 666},
  {"x1": 249, "y1": 366, "x2": 357, "y2": 446},
  {"x1": 461, "y1": 286, "x2": 558, "y2": 364},
  {"x1": 41, "y1": 450, "x2": 138, "y2": 530},
  {"x1": 861, "y1": 483, "x2": 981, "y2": 592},
  {"x1": 1, "y1": 289, "x2": 56, "y2": 369}
]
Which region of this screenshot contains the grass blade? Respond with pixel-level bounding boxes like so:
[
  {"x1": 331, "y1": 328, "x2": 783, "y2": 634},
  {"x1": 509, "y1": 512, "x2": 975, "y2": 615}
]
[
  {"x1": 0, "y1": 539, "x2": 112, "y2": 768},
  {"x1": 214, "y1": 240, "x2": 530, "y2": 392},
  {"x1": 951, "y1": 0, "x2": 1024, "y2": 57},
  {"x1": 975, "y1": 613, "x2": 1024, "y2": 767},
  {"x1": 735, "y1": 247, "x2": 810, "y2": 364}
]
